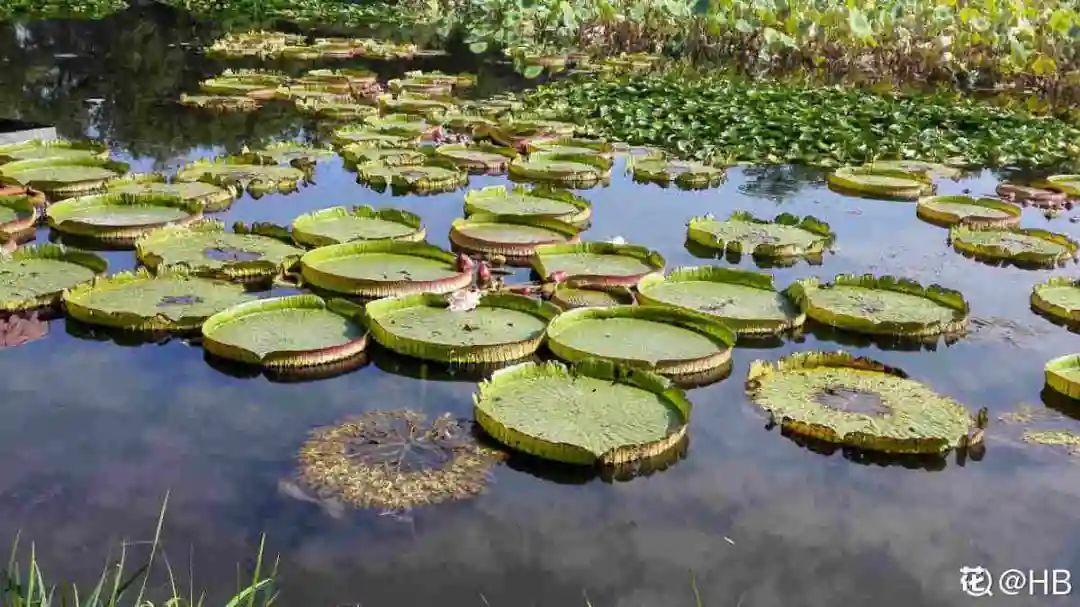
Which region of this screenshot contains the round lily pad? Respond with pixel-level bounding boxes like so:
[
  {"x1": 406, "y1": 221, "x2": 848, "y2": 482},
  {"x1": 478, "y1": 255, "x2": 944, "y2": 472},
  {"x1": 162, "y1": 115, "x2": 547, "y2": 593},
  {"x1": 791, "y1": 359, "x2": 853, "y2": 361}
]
[
  {"x1": 175, "y1": 158, "x2": 306, "y2": 196},
  {"x1": 509, "y1": 153, "x2": 612, "y2": 186},
  {"x1": 273, "y1": 84, "x2": 348, "y2": 103},
  {"x1": 0, "y1": 184, "x2": 46, "y2": 207},
  {"x1": 300, "y1": 68, "x2": 378, "y2": 88},
  {"x1": 291, "y1": 206, "x2": 425, "y2": 247},
  {"x1": 363, "y1": 114, "x2": 433, "y2": 138},
  {"x1": 686, "y1": 211, "x2": 834, "y2": 260},
  {"x1": 1031, "y1": 277, "x2": 1079, "y2": 329},
  {"x1": 637, "y1": 266, "x2": 804, "y2": 335},
  {"x1": 241, "y1": 143, "x2": 334, "y2": 168},
  {"x1": 526, "y1": 137, "x2": 614, "y2": 158},
  {"x1": 399, "y1": 70, "x2": 475, "y2": 89},
  {"x1": 136, "y1": 219, "x2": 303, "y2": 281},
  {"x1": 364, "y1": 291, "x2": 559, "y2": 363},
  {"x1": 0, "y1": 244, "x2": 107, "y2": 312},
  {"x1": 199, "y1": 69, "x2": 289, "y2": 99},
  {"x1": 449, "y1": 214, "x2": 579, "y2": 261},
  {"x1": 106, "y1": 174, "x2": 236, "y2": 213},
  {"x1": 473, "y1": 360, "x2": 691, "y2": 466},
  {"x1": 378, "y1": 94, "x2": 456, "y2": 118},
  {"x1": 0, "y1": 195, "x2": 39, "y2": 236},
  {"x1": 632, "y1": 159, "x2": 725, "y2": 189},
  {"x1": 464, "y1": 185, "x2": 591, "y2": 225},
  {"x1": 550, "y1": 284, "x2": 635, "y2": 309},
  {"x1": 863, "y1": 160, "x2": 962, "y2": 179},
  {"x1": 785, "y1": 274, "x2": 969, "y2": 337},
  {"x1": 179, "y1": 94, "x2": 261, "y2": 113},
  {"x1": 479, "y1": 120, "x2": 578, "y2": 149},
  {"x1": 295, "y1": 98, "x2": 378, "y2": 120},
  {"x1": 356, "y1": 162, "x2": 467, "y2": 194},
  {"x1": 440, "y1": 113, "x2": 498, "y2": 132},
  {"x1": 46, "y1": 193, "x2": 202, "y2": 245},
  {"x1": 202, "y1": 295, "x2": 368, "y2": 369},
  {"x1": 459, "y1": 97, "x2": 522, "y2": 118},
  {"x1": 331, "y1": 124, "x2": 412, "y2": 148},
  {"x1": 827, "y1": 166, "x2": 933, "y2": 200},
  {"x1": 1045, "y1": 354, "x2": 1080, "y2": 400},
  {"x1": 995, "y1": 183, "x2": 1068, "y2": 208},
  {"x1": 1045, "y1": 175, "x2": 1079, "y2": 197},
  {"x1": 340, "y1": 145, "x2": 425, "y2": 167},
  {"x1": 0, "y1": 157, "x2": 128, "y2": 198},
  {"x1": 949, "y1": 226, "x2": 1078, "y2": 266},
  {"x1": 532, "y1": 242, "x2": 665, "y2": 287},
  {"x1": 434, "y1": 143, "x2": 517, "y2": 173},
  {"x1": 546, "y1": 305, "x2": 735, "y2": 379},
  {"x1": 301, "y1": 240, "x2": 471, "y2": 298},
  {"x1": 746, "y1": 351, "x2": 977, "y2": 454},
  {"x1": 0, "y1": 139, "x2": 107, "y2": 164},
  {"x1": 916, "y1": 195, "x2": 1021, "y2": 228},
  {"x1": 63, "y1": 270, "x2": 253, "y2": 332}
]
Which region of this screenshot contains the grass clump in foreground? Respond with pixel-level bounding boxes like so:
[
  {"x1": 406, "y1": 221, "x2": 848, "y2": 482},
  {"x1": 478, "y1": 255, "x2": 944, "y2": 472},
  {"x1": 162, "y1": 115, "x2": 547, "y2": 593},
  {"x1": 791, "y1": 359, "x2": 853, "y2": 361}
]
[
  {"x1": 1, "y1": 494, "x2": 277, "y2": 607},
  {"x1": 521, "y1": 71, "x2": 1080, "y2": 168}
]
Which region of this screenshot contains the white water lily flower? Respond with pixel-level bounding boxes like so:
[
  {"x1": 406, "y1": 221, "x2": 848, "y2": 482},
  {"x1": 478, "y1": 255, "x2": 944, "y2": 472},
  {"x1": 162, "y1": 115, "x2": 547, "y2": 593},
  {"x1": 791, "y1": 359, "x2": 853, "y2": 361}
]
[{"x1": 447, "y1": 288, "x2": 481, "y2": 312}]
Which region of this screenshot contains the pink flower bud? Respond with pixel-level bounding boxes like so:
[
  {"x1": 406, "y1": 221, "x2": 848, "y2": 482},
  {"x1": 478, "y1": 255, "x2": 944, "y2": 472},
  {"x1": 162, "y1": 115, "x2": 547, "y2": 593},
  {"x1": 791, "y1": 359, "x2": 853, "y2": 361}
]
[
  {"x1": 548, "y1": 270, "x2": 568, "y2": 284},
  {"x1": 477, "y1": 261, "x2": 492, "y2": 286},
  {"x1": 456, "y1": 253, "x2": 476, "y2": 273}
]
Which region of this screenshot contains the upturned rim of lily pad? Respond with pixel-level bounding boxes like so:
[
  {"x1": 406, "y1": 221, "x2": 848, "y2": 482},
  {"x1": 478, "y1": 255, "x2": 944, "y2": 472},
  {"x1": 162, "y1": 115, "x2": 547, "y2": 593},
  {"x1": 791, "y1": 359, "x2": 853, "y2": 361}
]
[
  {"x1": 300, "y1": 240, "x2": 472, "y2": 297},
  {"x1": 199, "y1": 69, "x2": 289, "y2": 99},
  {"x1": 532, "y1": 241, "x2": 665, "y2": 287},
  {"x1": 1030, "y1": 276, "x2": 1080, "y2": 328},
  {"x1": 135, "y1": 219, "x2": 303, "y2": 281},
  {"x1": 0, "y1": 139, "x2": 109, "y2": 164},
  {"x1": 508, "y1": 153, "x2": 612, "y2": 185},
  {"x1": 525, "y1": 137, "x2": 615, "y2": 158},
  {"x1": 294, "y1": 97, "x2": 379, "y2": 120},
  {"x1": 1, "y1": 243, "x2": 107, "y2": 312},
  {"x1": 0, "y1": 157, "x2": 129, "y2": 197},
  {"x1": 550, "y1": 283, "x2": 636, "y2": 309},
  {"x1": 340, "y1": 145, "x2": 425, "y2": 167},
  {"x1": 105, "y1": 173, "x2": 237, "y2": 213},
  {"x1": 174, "y1": 157, "x2": 307, "y2": 195},
  {"x1": 785, "y1": 274, "x2": 969, "y2": 337},
  {"x1": 449, "y1": 213, "x2": 580, "y2": 260},
  {"x1": 364, "y1": 291, "x2": 560, "y2": 364},
  {"x1": 631, "y1": 158, "x2": 726, "y2": 189},
  {"x1": 916, "y1": 195, "x2": 1021, "y2": 228},
  {"x1": 686, "y1": 211, "x2": 835, "y2": 259},
  {"x1": 949, "y1": 225, "x2": 1079, "y2": 266},
  {"x1": 1045, "y1": 354, "x2": 1080, "y2": 400},
  {"x1": 463, "y1": 184, "x2": 592, "y2": 225},
  {"x1": 202, "y1": 294, "x2": 369, "y2": 369},
  {"x1": 179, "y1": 93, "x2": 261, "y2": 113},
  {"x1": 291, "y1": 205, "x2": 426, "y2": 247},
  {"x1": 330, "y1": 124, "x2": 413, "y2": 149},
  {"x1": 473, "y1": 359, "x2": 692, "y2": 466},
  {"x1": 476, "y1": 120, "x2": 579, "y2": 149},
  {"x1": 826, "y1": 166, "x2": 934, "y2": 200},
  {"x1": 862, "y1": 160, "x2": 963, "y2": 179},
  {"x1": 0, "y1": 194, "x2": 40, "y2": 235},
  {"x1": 1044, "y1": 175, "x2": 1079, "y2": 197},
  {"x1": 377, "y1": 93, "x2": 457, "y2": 119},
  {"x1": 434, "y1": 143, "x2": 519, "y2": 173},
  {"x1": 362, "y1": 113, "x2": 434, "y2": 138},
  {"x1": 746, "y1": 351, "x2": 978, "y2": 454},
  {"x1": 46, "y1": 192, "x2": 203, "y2": 244},
  {"x1": 356, "y1": 161, "x2": 468, "y2": 194},
  {"x1": 239, "y1": 142, "x2": 335, "y2": 169}
]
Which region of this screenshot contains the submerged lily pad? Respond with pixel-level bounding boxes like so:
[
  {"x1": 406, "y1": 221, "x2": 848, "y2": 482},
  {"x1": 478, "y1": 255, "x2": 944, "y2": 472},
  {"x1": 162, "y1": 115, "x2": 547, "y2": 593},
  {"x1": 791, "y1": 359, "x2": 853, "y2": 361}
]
[
  {"x1": 434, "y1": 143, "x2": 517, "y2": 173},
  {"x1": 533, "y1": 242, "x2": 664, "y2": 287},
  {"x1": 203, "y1": 295, "x2": 368, "y2": 369},
  {"x1": 0, "y1": 157, "x2": 128, "y2": 197},
  {"x1": 786, "y1": 274, "x2": 969, "y2": 337},
  {"x1": 464, "y1": 185, "x2": 591, "y2": 225},
  {"x1": 1022, "y1": 429, "x2": 1080, "y2": 454},
  {"x1": 299, "y1": 409, "x2": 503, "y2": 510},
  {"x1": 178, "y1": 94, "x2": 261, "y2": 113},
  {"x1": 450, "y1": 214, "x2": 579, "y2": 260},
  {"x1": 1031, "y1": 277, "x2": 1080, "y2": 329},
  {"x1": 632, "y1": 159, "x2": 725, "y2": 189},
  {"x1": 136, "y1": 220, "x2": 303, "y2": 281},
  {"x1": 916, "y1": 195, "x2": 1021, "y2": 228},
  {"x1": 356, "y1": 162, "x2": 467, "y2": 194},
  {"x1": 1045, "y1": 354, "x2": 1080, "y2": 400},
  {"x1": 175, "y1": 158, "x2": 306, "y2": 195},
  {"x1": 949, "y1": 226, "x2": 1078, "y2": 266},
  {"x1": 686, "y1": 211, "x2": 834, "y2": 260},
  {"x1": 292, "y1": 206, "x2": 424, "y2": 248},
  {"x1": 301, "y1": 240, "x2": 471, "y2": 298},
  {"x1": 0, "y1": 195, "x2": 39, "y2": 236},
  {"x1": 827, "y1": 166, "x2": 933, "y2": 199},
  {"x1": 473, "y1": 360, "x2": 691, "y2": 466},
  {"x1": 509, "y1": 153, "x2": 612, "y2": 186},
  {"x1": 63, "y1": 270, "x2": 253, "y2": 332},
  {"x1": 0, "y1": 139, "x2": 107, "y2": 164},
  {"x1": 0, "y1": 244, "x2": 107, "y2": 311},
  {"x1": 47, "y1": 193, "x2": 202, "y2": 245},
  {"x1": 637, "y1": 266, "x2": 804, "y2": 335},
  {"x1": 106, "y1": 174, "x2": 236, "y2": 213},
  {"x1": 746, "y1": 351, "x2": 977, "y2": 454},
  {"x1": 365, "y1": 291, "x2": 559, "y2": 363}
]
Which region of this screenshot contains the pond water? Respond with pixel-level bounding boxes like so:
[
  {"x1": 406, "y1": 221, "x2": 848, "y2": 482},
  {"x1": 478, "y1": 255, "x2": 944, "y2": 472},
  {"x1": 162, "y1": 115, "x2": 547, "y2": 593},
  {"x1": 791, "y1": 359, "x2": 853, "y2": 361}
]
[{"x1": 1, "y1": 6, "x2": 1078, "y2": 606}]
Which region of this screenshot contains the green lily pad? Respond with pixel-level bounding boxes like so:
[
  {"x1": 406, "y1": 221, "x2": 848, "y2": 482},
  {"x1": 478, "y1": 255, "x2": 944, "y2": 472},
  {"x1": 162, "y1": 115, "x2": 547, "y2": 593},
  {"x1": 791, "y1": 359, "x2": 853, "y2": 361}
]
[
  {"x1": 1031, "y1": 277, "x2": 1080, "y2": 328},
  {"x1": 440, "y1": 113, "x2": 498, "y2": 132},
  {"x1": 175, "y1": 158, "x2": 306, "y2": 195},
  {"x1": 0, "y1": 244, "x2": 107, "y2": 312},
  {"x1": 63, "y1": 269, "x2": 253, "y2": 332},
  {"x1": 400, "y1": 70, "x2": 476, "y2": 89},
  {"x1": 533, "y1": 242, "x2": 665, "y2": 287},
  {"x1": 1045, "y1": 354, "x2": 1080, "y2": 400},
  {"x1": 364, "y1": 291, "x2": 559, "y2": 363},
  {"x1": 291, "y1": 206, "x2": 425, "y2": 247},
  {"x1": 301, "y1": 240, "x2": 470, "y2": 298},
  {"x1": 450, "y1": 214, "x2": 579, "y2": 260},
  {"x1": 0, "y1": 139, "x2": 107, "y2": 164},
  {"x1": 459, "y1": 97, "x2": 522, "y2": 118},
  {"x1": 136, "y1": 219, "x2": 303, "y2": 281},
  {"x1": 916, "y1": 195, "x2": 1021, "y2": 228},
  {"x1": 363, "y1": 114, "x2": 433, "y2": 137},
  {"x1": 199, "y1": 69, "x2": 289, "y2": 98},
  {"x1": 47, "y1": 193, "x2": 202, "y2": 244},
  {"x1": 632, "y1": 159, "x2": 725, "y2": 189},
  {"x1": 295, "y1": 98, "x2": 378, "y2": 120},
  {"x1": 434, "y1": 143, "x2": 518, "y2": 173},
  {"x1": 1045, "y1": 175, "x2": 1079, "y2": 197},
  {"x1": 241, "y1": 143, "x2": 334, "y2": 168},
  {"x1": 0, "y1": 157, "x2": 128, "y2": 197},
  {"x1": 300, "y1": 68, "x2": 377, "y2": 88},
  {"x1": 202, "y1": 295, "x2": 368, "y2": 369},
  {"x1": 356, "y1": 162, "x2": 467, "y2": 194},
  {"x1": 377, "y1": 94, "x2": 456, "y2": 118},
  {"x1": 827, "y1": 166, "x2": 933, "y2": 200},
  {"x1": 747, "y1": 351, "x2": 977, "y2": 454},
  {"x1": 638, "y1": 266, "x2": 804, "y2": 335},
  {"x1": 273, "y1": 84, "x2": 348, "y2": 103},
  {"x1": 179, "y1": 94, "x2": 261, "y2": 113},
  {"x1": 509, "y1": 153, "x2": 612, "y2": 186},
  {"x1": 473, "y1": 360, "x2": 691, "y2": 466},
  {"x1": 786, "y1": 274, "x2": 969, "y2": 337},
  {"x1": 863, "y1": 160, "x2": 962, "y2": 179},
  {"x1": 550, "y1": 284, "x2": 635, "y2": 309},
  {"x1": 526, "y1": 137, "x2": 614, "y2": 158},
  {"x1": 206, "y1": 31, "x2": 306, "y2": 59},
  {"x1": 340, "y1": 145, "x2": 425, "y2": 168},
  {"x1": 478, "y1": 120, "x2": 578, "y2": 149},
  {"x1": 106, "y1": 174, "x2": 236, "y2": 213},
  {"x1": 0, "y1": 195, "x2": 39, "y2": 235},
  {"x1": 464, "y1": 185, "x2": 591, "y2": 225},
  {"x1": 949, "y1": 226, "x2": 1078, "y2": 266},
  {"x1": 687, "y1": 211, "x2": 834, "y2": 259}
]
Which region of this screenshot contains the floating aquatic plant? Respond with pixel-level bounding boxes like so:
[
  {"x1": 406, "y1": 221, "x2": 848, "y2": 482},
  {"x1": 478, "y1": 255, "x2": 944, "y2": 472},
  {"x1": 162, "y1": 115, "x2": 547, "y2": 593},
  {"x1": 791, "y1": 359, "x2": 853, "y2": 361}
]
[
  {"x1": 434, "y1": 143, "x2": 518, "y2": 174},
  {"x1": 949, "y1": 226, "x2": 1078, "y2": 267},
  {"x1": 0, "y1": 157, "x2": 128, "y2": 198},
  {"x1": 1022, "y1": 430, "x2": 1080, "y2": 454},
  {"x1": 356, "y1": 162, "x2": 467, "y2": 194},
  {"x1": 363, "y1": 113, "x2": 434, "y2": 138},
  {"x1": 175, "y1": 157, "x2": 306, "y2": 196},
  {"x1": 331, "y1": 124, "x2": 413, "y2": 149},
  {"x1": 526, "y1": 137, "x2": 614, "y2": 158},
  {"x1": 340, "y1": 145, "x2": 425, "y2": 168},
  {"x1": 241, "y1": 142, "x2": 334, "y2": 169},
  {"x1": 473, "y1": 359, "x2": 691, "y2": 466},
  {"x1": 995, "y1": 182, "x2": 1069, "y2": 209},
  {"x1": 295, "y1": 97, "x2": 378, "y2": 120},
  {"x1": 1031, "y1": 277, "x2": 1079, "y2": 329},
  {"x1": 631, "y1": 159, "x2": 725, "y2": 189},
  {"x1": 46, "y1": 192, "x2": 203, "y2": 245},
  {"x1": 1044, "y1": 175, "x2": 1079, "y2": 197},
  {"x1": 550, "y1": 284, "x2": 635, "y2": 309},
  {"x1": 0, "y1": 139, "x2": 107, "y2": 164},
  {"x1": 509, "y1": 153, "x2": 612, "y2": 186},
  {"x1": 377, "y1": 94, "x2": 457, "y2": 119},
  {"x1": 199, "y1": 69, "x2": 289, "y2": 99},
  {"x1": 827, "y1": 166, "x2": 933, "y2": 200},
  {"x1": 686, "y1": 211, "x2": 834, "y2": 260},
  {"x1": 915, "y1": 195, "x2": 1021, "y2": 228},
  {"x1": 1045, "y1": 354, "x2": 1080, "y2": 400},
  {"x1": 0, "y1": 194, "x2": 39, "y2": 237},
  {"x1": 477, "y1": 120, "x2": 579, "y2": 150},
  {"x1": 463, "y1": 184, "x2": 591, "y2": 225},
  {"x1": 863, "y1": 160, "x2": 962, "y2": 179},
  {"x1": 106, "y1": 173, "x2": 236, "y2": 213},
  {"x1": 532, "y1": 241, "x2": 664, "y2": 287},
  {"x1": 292, "y1": 206, "x2": 425, "y2": 247},
  {"x1": 178, "y1": 93, "x2": 261, "y2": 113},
  {"x1": 0, "y1": 244, "x2": 106, "y2": 312},
  {"x1": 135, "y1": 219, "x2": 303, "y2": 281},
  {"x1": 449, "y1": 214, "x2": 579, "y2": 261},
  {"x1": 300, "y1": 240, "x2": 471, "y2": 298}
]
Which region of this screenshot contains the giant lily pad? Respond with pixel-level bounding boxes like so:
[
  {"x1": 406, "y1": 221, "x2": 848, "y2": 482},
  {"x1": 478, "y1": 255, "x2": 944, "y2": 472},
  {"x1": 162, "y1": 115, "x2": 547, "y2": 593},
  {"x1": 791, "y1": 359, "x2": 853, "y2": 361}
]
[
  {"x1": 632, "y1": 159, "x2": 725, "y2": 189},
  {"x1": 175, "y1": 158, "x2": 306, "y2": 196},
  {"x1": 178, "y1": 94, "x2": 261, "y2": 113},
  {"x1": 0, "y1": 244, "x2": 106, "y2": 311},
  {"x1": 746, "y1": 351, "x2": 978, "y2": 454},
  {"x1": 464, "y1": 185, "x2": 591, "y2": 225},
  {"x1": 399, "y1": 70, "x2": 475, "y2": 90},
  {"x1": 550, "y1": 284, "x2": 635, "y2": 309},
  {"x1": 340, "y1": 145, "x2": 425, "y2": 168},
  {"x1": 364, "y1": 291, "x2": 559, "y2": 363},
  {"x1": 0, "y1": 157, "x2": 128, "y2": 198},
  {"x1": 995, "y1": 182, "x2": 1068, "y2": 209},
  {"x1": 291, "y1": 206, "x2": 425, "y2": 247},
  {"x1": 916, "y1": 195, "x2": 1021, "y2": 228},
  {"x1": 637, "y1": 266, "x2": 804, "y2": 335},
  {"x1": 827, "y1": 166, "x2": 933, "y2": 200},
  {"x1": 1044, "y1": 175, "x2": 1080, "y2": 197},
  {"x1": 526, "y1": 137, "x2": 614, "y2": 158},
  {"x1": 473, "y1": 360, "x2": 691, "y2": 466},
  {"x1": 300, "y1": 68, "x2": 378, "y2": 89},
  {"x1": 273, "y1": 84, "x2": 349, "y2": 103},
  {"x1": 299, "y1": 409, "x2": 503, "y2": 510},
  {"x1": 785, "y1": 274, "x2": 968, "y2": 337},
  {"x1": 434, "y1": 143, "x2": 517, "y2": 173},
  {"x1": 301, "y1": 240, "x2": 471, "y2": 298},
  {"x1": 363, "y1": 114, "x2": 433, "y2": 138},
  {"x1": 199, "y1": 69, "x2": 289, "y2": 99},
  {"x1": 63, "y1": 270, "x2": 253, "y2": 332},
  {"x1": 377, "y1": 94, "x2": 456, "y2": 118},
  {"x1": 241, "y1": 142, "x2": 334, "y2": 169},
  {"x1": 106, "y1": 174, "x2": 236, "y2": 213},
  {"x1": 1031, "y1": 277, "x2": 1080, "y2": 329},
  {"x1": 356, "y1": 162, "x2": 467, "y2": 194},
  {"x1": 295, "y1": 98, "x2": 378, "y2": 120},
  {"x1": 202, "y1": 295, "x2": 368, "y2": 369},
  {"x1": 136, "y1": 219, "x2": 303, "y2": 281},
  {"x1": 509, "y1": 153, "x2": 612, "y2": 186},
  {"x1": 0, "y1": 139, "x2": 107, "y2": 164},
  {"x1": 686, "y1": 211, "x2": 834, "y2": 260},
  {"x1": 478, "y1": 120, "x2": 578, "y2": 149},
  {"x1": 0, "y1": 195, "x2": 39, "y2": 236},
  {"x1": 863, "y1": 160, "x2": 962, "y2": 179},
  {"x1": 450, "y1": 214, "x2": 579, "y2": 261},
  {"x1": 331, "y1": 124, "x2": 412, "y2": 148},
  {"x1": 546, "y1": 305, "x2": 735, "y2": 380},
  {"x1": 1045, "y1": 354, "x2": 1080, "y2": 400},
  {"x1": 47, "y1": 193, "x2": 202, "y2": 245},
  {"x1": 949, "y1": 226, "x2": 1078, "y2": 266},
  {"x1": 206, "y1": 31, "x2": 306, "y2": 59},
  {"x1": 532, "y1": 242, "x2": 664, "y2": 287}
]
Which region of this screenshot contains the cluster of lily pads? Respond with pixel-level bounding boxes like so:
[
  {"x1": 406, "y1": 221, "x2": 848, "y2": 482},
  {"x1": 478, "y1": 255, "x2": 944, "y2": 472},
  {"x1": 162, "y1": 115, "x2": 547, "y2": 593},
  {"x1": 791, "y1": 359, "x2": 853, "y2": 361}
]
[{"x1": 206, "y1": 30, "x2": 426, "y2": 62}]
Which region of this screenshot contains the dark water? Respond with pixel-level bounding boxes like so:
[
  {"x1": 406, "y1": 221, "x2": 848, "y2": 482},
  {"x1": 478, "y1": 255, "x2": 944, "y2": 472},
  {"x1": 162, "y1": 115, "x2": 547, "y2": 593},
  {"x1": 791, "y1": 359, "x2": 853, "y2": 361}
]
[{"x1": 1, "y1": 6, "x2": 1079, "y2": 607}]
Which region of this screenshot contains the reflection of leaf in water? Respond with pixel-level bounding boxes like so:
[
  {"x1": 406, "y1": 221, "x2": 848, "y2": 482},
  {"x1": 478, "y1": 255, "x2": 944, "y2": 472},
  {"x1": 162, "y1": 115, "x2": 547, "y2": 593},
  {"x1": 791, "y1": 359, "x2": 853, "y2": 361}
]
[{"x1": 0, "y1": 311, "x2": 48, "y2": 348}]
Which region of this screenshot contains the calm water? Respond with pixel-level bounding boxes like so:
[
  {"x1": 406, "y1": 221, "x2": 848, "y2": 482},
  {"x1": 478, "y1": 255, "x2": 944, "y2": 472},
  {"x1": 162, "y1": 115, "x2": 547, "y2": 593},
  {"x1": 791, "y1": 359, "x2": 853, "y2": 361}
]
[{"x1": 1, "y1": 6, "x2": 1078, "y2": 606}]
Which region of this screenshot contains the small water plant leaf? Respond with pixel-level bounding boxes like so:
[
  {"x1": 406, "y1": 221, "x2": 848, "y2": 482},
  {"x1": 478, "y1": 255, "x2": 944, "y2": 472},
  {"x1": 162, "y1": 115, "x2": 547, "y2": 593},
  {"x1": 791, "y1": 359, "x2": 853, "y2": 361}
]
[
  {"x1": 0, "y1": 244, "x2": 107, "y2": 312},
  {"x1": 179, "y1": 93, "x2": 261, "y2": 113},
  {"x1": 1022, "y1": 430, "x2": 1080, "y2": 454},
  {"x1": 0, "y1": 194, "x2": 39, "y2": 235},
  {"x1": 136, "y1": 219, "x2": 303, "y2": 281},
  {"x1": 916, "y1": 195, "x2": 1021, "y2": 228},
  {"x1": 949, "y1": 226, "x2": 1079, "y2": 266},
  {"x1": 242, "y1": 142, "x2": 334, "y2": 168},
  {"x1": 340, "y1": 145, "x2": 425, "y2": 167},
  {"x1": 291, "y1": 206, "x2": 425, "y2": 247},
  {"x1": 463, "y1": 184, "x2": 591, "y2": 225},
  {"x1": 301, "y1": 240, "x2": 471, "y2": 298},
  {"x1": 532, "y1": 241, "x2": 664, "y2": 287},
  {"x1": 686, "y1": 211, "x2": 834, "y2": 259}
]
